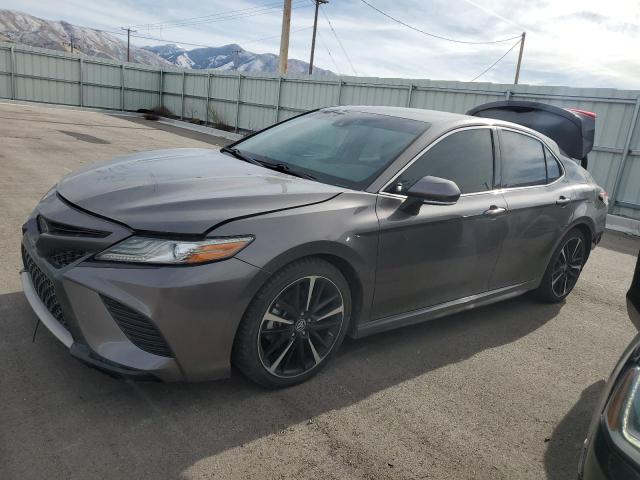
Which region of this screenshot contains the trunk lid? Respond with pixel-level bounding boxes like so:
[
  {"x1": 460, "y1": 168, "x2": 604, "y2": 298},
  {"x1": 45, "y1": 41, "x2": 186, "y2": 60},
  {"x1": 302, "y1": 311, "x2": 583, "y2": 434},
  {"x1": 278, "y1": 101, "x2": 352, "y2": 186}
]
[{"x1": 467, "y1": 100, "x2": 595, "y2": 163}]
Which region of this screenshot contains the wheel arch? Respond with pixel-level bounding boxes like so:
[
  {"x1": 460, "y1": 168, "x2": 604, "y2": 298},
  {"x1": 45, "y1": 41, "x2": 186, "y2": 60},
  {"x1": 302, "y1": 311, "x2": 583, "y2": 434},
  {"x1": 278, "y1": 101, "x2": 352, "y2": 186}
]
[
  {"x1": 242, "y1": 241, "x2": 372, "y2": 337},
  {"x1": 566, "y1": 217, "x2": 596, "y2": 260}
]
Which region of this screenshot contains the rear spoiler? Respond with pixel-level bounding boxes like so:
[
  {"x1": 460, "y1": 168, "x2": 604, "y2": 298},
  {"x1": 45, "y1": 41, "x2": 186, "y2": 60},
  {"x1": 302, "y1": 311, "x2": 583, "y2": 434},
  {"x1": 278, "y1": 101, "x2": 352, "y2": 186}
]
[{"x1": 466, "y1": 101, "x2": 595, "y2": 169}]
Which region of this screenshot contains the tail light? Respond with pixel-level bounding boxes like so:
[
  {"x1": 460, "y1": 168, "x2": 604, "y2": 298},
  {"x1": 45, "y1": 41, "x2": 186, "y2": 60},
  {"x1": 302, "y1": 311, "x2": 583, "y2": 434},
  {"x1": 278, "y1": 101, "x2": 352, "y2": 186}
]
[
  {"x1": 598, "y1": 190, "x2": 609, "y2": 206},
  {"x1": 567, "y1": 108, "x2": 597, "y2": 119}
]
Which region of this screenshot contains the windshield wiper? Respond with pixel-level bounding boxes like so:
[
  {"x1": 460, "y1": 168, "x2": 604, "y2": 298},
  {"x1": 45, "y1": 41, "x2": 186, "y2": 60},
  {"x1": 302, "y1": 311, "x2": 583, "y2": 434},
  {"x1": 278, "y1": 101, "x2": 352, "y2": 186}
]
[
  {"x1": 221, "y1": 147, "x2": 315, "y2": 180},
  {"x1": 260, "y1": 161, "x2": 316, "y2": 181},
  {"x1": 220, "y1": 146, "x2": 263, "y2": 167}
]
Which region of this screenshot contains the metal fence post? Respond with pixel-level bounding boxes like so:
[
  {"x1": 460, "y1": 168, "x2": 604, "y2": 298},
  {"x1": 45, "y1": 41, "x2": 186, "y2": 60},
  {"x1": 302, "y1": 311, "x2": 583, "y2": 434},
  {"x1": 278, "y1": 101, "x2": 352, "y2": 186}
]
[
  {"x1": 9, "y1": 46, "x2": 15, "y2": 100},
  {"x1": 205, "y1": 72, "x2": 211, "y2": 126},
  {"x1": 235, "y1": 74, "x2": 242, "y2": 133},
  {"x1": 406, "y1": 83, "x2": 413, "y2": 107},
  {"x1": 609, "y1": 95, "x2": 640, "y2": 213},
  {"x1": 159, "y1": 69, "x2": 163, "y2": 108},
  {"x1": 120, "y1": 64, "x2": 125, "y2": 111},
  {"x1": 336, "y1": 79, "x2": 343, "y2": 105},
  {"x1": 274, "y1": 77, "x2": 282, "y2": 123},
  {"x1": 78, "y1": 58, "x2": 83, "y2": 107},
  {"x1": 181, "y1": 71, "x2": 185, "y2": 120}
]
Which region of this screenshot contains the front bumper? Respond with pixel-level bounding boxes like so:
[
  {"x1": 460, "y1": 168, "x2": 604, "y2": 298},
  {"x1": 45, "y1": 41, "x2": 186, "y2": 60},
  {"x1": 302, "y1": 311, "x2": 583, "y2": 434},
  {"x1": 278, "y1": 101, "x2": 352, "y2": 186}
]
[
  {"x1": 21, "y1": 194, "x2": 269, "y2": 382},
  {"x1": 579, "y1": 335, "x2": 640, "y2": 479}
]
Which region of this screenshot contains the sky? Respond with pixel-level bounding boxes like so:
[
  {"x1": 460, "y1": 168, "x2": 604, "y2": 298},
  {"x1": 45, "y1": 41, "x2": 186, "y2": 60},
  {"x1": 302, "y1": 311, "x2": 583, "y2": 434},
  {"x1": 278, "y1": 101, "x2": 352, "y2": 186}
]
[{"x1": 3, "y1": 0, "x2": 640, "y2": 89}]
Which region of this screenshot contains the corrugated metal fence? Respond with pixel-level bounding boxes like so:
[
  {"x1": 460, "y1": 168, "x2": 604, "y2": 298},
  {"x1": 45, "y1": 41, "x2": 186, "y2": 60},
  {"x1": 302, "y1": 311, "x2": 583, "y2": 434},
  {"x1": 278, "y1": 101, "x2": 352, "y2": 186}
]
[{"x1": 1, "y1": 42, "x2": 639, "y2": 220}]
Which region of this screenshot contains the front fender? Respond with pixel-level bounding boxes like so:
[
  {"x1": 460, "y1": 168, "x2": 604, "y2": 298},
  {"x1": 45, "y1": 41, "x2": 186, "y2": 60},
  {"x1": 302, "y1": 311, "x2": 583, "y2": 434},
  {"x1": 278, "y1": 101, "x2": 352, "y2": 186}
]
[{"x1": 211, "y1": 192, "x2": 380, "y2": 328}]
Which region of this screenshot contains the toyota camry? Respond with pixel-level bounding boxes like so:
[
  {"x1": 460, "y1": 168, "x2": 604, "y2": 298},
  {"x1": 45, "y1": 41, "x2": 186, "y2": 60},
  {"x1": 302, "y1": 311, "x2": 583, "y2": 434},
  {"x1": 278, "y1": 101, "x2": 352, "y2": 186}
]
[{"x1": 21, "y1": 102, "x2": 607, "y2": 388}]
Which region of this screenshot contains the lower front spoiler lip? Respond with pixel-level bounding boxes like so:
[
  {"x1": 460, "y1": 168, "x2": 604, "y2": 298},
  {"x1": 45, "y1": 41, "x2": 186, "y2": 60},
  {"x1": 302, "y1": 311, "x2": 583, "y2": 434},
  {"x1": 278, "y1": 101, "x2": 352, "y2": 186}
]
[
  {"x1": 69, "y1": 343, "x2": 160, "y2": 381},
  {"x1": 21, "y1": 270, "x2": 159, "y2": 382}
]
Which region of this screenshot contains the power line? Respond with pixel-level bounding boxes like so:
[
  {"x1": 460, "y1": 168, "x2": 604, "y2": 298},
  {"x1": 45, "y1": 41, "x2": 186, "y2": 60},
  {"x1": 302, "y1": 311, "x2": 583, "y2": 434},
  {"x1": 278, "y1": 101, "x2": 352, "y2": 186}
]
[
  {"x1": 469, "y1": 39, "x2": 521, "y2": 82},
  {"x1": 319, "y1": 4, "x2": 357, "y2": 75},
  {"x1": 111, "y1": 28, "x2": 312, "y2": 50},
  {"x1": 358, "y1": 0, "x2": 522, "y2": 45},
  {"x1": 316, "y1": 30, "x2": 341, "y2": 75},
  {"x1": 129, "y1": 1, "x2": 286, "y2": 28},
  {"x1": 129, "y1": 1, "x2": 309, "y2": 30}
]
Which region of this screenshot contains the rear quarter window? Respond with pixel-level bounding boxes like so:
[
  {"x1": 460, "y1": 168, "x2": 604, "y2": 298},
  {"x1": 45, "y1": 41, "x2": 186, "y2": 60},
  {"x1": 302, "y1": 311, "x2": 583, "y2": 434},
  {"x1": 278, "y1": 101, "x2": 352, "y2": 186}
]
[
  {"x1": 545, "y1": 147, "x2": 562, "y2": 182},
  {"x1": 500, "y1": 130, "x2": 547, "y2": 188}
]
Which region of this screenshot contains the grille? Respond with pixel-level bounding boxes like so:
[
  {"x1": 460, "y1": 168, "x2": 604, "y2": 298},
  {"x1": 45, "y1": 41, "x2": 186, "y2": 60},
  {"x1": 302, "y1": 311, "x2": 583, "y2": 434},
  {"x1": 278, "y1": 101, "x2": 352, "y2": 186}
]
[
  {"x1": 21, "y1": 246, "x2": 69, "y2": 330},
  {"x1": 101, "y1": 296, "x2": 173, "y2": 358},
  {"x1": 48, "y1": 250, "x2": 88, "y2": 268},
  {"x1": 38, "y1": 215, "x2": 109, "y2": 238}
]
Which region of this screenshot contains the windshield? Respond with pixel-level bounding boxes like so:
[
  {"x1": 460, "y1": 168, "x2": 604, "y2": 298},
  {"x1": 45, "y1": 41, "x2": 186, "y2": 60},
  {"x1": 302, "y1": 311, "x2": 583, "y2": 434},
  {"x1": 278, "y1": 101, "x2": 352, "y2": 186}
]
[{"x1": 232, "y1": 109, "x2": 429, "y2": 189}]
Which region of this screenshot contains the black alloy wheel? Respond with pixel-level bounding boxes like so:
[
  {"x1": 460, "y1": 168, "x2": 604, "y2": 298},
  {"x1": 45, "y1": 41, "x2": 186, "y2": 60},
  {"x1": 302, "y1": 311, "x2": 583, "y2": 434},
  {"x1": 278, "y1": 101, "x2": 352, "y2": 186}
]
[
  {"x1": 258, "y1": 275, "x2": 345, "y2": 378},
  {"x1": 233, "y1": 258, "x2": 351, "y2": 388},
  {"x1": 551, "y1": 236, "x2": 585, "y2": 298},
  {"x1": 535, "y1": 229, "x2": 587, "y2": 303}
]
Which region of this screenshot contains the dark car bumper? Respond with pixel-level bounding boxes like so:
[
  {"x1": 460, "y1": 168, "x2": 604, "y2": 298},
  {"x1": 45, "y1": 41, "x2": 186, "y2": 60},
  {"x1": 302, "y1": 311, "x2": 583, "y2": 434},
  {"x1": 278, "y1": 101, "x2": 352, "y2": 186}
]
[
  {"x1": 21, "y1": 194, "x2": 269, "y2": 382},
  {"x1": 580, "y1": 248, "x2": 640, "y2": 479},
  {"x1": 580, "y1": 419, "x2": 640, "y2": 480}
]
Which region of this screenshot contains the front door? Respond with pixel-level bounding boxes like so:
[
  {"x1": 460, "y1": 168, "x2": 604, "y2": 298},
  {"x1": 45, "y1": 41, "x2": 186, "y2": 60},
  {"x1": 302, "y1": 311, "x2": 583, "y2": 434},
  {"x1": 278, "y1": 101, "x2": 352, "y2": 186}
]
[{"x1": 371, "y1": 127, "x2": 509, "y2": 320}]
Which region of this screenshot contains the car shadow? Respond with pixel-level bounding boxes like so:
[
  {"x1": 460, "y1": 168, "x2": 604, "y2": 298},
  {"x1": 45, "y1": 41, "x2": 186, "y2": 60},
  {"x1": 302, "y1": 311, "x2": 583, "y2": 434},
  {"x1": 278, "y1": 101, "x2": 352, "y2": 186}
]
[
  {"x1": 1, "y1": 290, "x2": 563, "y2": 479},
  {"x1": 543, "y1": 380, "x2": 606, "y2": 480}
]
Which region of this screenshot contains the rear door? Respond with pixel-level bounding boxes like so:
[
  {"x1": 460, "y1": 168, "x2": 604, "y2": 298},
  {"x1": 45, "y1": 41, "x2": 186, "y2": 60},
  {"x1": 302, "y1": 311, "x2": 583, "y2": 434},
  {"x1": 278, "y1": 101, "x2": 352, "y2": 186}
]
[{"x1": 489, "y1": 128, "x2": 574, "y2": 289}]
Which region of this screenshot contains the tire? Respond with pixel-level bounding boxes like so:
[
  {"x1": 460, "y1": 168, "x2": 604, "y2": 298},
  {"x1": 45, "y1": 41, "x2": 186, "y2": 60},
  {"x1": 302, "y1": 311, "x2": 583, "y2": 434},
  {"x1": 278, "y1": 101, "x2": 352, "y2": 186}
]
[
  {"x1": 232, "y1": 257, "x2": 352, "y2": 389},
  {"x1": 534, "y1": 229, "x2": 587, "y2": 303}
]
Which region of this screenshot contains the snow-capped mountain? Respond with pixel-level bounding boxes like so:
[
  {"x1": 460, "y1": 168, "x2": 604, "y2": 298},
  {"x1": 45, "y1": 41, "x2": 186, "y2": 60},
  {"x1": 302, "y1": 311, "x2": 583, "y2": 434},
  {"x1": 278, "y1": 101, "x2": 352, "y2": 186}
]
[
  {"x1": 0, "y1": 10, "x2": 335, "y2": 76},
  {"x1": 0, "y1": 10, "x2": 170, "y2": 67},
  {"x1": 144, "y1": 43, "x2": 335, "y2": 77}
]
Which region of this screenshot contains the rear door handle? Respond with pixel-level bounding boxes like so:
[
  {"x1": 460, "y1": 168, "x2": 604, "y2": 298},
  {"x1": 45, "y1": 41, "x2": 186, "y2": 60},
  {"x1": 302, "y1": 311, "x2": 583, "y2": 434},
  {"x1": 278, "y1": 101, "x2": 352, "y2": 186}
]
[
  {"x1": 483, "y1": 205, "x2": 507, "y2": 217},
  {"x1": 556, "y1": 196, "x2": 571, "y2": 206}
]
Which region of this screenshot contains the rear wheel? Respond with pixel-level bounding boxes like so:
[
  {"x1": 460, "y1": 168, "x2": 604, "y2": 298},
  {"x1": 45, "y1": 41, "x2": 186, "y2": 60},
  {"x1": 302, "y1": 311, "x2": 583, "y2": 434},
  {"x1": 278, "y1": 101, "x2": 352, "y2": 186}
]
[
  {"x1": 534, "y1": 229, "x2": 587, "y2": 303},
  {"x1": 233, "y1": 258, "x2": 351, "y2": 388}
]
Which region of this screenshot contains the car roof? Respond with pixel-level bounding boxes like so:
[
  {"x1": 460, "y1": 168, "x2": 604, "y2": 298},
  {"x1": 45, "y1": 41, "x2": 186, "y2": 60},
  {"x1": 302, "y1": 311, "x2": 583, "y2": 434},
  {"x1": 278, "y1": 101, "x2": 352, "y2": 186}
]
[{"x1": 322, "y1": 105, "x2": 562, "y2": 155}]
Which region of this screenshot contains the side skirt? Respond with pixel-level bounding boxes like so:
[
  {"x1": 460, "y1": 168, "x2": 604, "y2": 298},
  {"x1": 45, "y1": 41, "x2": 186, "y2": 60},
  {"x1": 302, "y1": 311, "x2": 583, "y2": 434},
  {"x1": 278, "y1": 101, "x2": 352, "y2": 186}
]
[{"x1": 353, "y1": 280, "x2": 538, "y2": 338}]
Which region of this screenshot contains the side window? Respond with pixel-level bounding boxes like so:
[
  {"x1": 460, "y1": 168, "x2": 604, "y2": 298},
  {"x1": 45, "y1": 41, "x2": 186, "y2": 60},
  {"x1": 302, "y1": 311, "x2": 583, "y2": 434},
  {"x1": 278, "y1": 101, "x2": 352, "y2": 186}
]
[
  {"x1": 389, "y1": 129, "x2": 494, "y2": 195},
  {"x1": 500, "y1": 130, "x2": 547, "y2": 188},
  {"x1": 545, "y1": 147, "x2": 562, "y2": 182}
]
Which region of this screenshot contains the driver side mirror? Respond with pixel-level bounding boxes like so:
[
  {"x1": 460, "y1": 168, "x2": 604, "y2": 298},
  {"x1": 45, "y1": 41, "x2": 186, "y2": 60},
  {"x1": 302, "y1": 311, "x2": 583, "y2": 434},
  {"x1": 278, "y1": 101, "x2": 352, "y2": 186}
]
[
  {"x1": 405, "y1": 175, "x2": 461, "y2": 205},
  {"x1": 398, "y1": 176, "x2": 460, "y2": 215}
]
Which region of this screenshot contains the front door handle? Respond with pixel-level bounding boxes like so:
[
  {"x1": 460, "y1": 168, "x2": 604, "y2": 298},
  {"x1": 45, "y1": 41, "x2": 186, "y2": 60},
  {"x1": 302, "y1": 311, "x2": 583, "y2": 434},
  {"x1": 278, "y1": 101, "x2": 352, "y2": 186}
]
[
  {"x1": 483, "y1": 205, "x2": 507, "y2": 217},
  {"x1": 556, "y1": 196, "x2": 571, "y2": 207}
]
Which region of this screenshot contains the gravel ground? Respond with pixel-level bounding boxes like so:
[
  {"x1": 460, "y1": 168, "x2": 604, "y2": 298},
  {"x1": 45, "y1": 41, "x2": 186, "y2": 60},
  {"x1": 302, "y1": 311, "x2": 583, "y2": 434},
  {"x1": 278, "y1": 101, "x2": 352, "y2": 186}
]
[{"x1": 1, "y1": 102, "x2": 639, "y2": 480}]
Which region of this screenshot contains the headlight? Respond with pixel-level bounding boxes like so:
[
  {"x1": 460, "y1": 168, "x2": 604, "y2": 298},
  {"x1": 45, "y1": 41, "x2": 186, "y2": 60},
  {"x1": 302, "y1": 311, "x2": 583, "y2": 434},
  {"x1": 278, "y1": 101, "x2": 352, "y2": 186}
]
[
  {"x1": 94, "y1": 236, "x2": 254, "y2": 265},
  {"x1": 605, "y1": 366, "x2": 640, "y2": 450}
]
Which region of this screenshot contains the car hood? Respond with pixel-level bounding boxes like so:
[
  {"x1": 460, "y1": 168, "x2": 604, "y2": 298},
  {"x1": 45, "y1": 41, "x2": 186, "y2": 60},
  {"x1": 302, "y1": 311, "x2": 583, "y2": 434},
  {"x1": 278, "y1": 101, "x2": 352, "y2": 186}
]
[{"x1": 57, "y1": 148, "x2": 343, "y2": 234}]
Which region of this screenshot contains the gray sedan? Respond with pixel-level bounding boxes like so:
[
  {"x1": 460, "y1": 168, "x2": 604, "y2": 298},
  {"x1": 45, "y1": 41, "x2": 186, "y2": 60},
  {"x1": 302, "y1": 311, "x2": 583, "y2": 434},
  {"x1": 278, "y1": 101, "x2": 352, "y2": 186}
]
[{"x1": 21, "y1": 105, "x2": 607, "y2": 388}]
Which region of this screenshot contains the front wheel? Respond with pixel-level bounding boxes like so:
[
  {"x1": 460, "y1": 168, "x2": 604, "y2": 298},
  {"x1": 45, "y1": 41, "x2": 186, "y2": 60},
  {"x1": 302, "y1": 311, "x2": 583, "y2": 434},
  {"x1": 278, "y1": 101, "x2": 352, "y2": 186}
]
[
  {"x1": 534, "y1": 229, "x2": 587, "y2": 303},
  {"x1": 233, "y1": 258, "x2": 351, "y2": 388}
]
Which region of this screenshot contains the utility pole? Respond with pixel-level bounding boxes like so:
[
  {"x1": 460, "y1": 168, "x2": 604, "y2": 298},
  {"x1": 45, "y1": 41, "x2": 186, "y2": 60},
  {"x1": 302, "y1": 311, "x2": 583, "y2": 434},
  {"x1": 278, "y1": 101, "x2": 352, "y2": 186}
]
[
  {"x1": 122, "y1": 27, "x2": 136, "y2": 62},
  {"x1": 233, "y1": 49, "x2": 241, "y2": 70},
  {"x1": 309, "y1": 0, "x2": 328, "y2": 75},
  {"x1": 278, "y1": 0, "x2": 292, "y2": 75},
  {"x1": 514, "y1": 31, "x2": 526, "y2": 85},
  {"x1": 64, "y1": 38, "x2": 74, "y2": 54}
]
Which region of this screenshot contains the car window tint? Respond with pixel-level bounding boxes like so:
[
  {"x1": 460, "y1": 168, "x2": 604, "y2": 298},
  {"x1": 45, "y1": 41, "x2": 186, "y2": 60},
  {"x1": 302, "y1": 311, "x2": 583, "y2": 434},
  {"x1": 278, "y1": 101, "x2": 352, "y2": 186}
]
[
  {"x1": 389, "y1": 129, "x2": 494, "y2": 195},
  {"x1": 501, "y1": 130, "x2": 547, "y2": 188},
  {"x1": 545, "y1": 147, "x2": 562, "y2": 182},
  {"x1": 235, "y1": 110, "x2": 429, "y2": 190}
]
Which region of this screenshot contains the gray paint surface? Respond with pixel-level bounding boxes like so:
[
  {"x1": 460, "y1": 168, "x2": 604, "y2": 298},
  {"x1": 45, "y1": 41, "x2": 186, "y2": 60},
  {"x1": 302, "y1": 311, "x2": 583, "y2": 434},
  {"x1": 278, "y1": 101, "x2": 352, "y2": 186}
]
[{"x1": 0, "y1": 41, "x2": 638, "y2": 218}]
